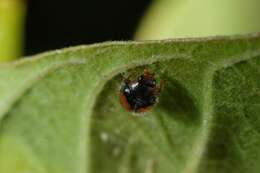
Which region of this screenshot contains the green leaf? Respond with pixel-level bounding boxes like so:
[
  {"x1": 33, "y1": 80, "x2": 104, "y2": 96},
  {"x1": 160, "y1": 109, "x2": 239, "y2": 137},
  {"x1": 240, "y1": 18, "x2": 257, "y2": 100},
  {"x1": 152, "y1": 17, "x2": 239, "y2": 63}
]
[
  {"x1": 135, "y1": 0, "x2": 260, "y2": 40},
  {"x1": 0, "y1": 34, "x2": 260, "y2": 173}
]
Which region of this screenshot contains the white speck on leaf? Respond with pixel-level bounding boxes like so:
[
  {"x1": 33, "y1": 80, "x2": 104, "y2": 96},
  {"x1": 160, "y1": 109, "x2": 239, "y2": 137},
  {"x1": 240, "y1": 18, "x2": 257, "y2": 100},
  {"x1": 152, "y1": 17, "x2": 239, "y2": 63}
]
[{"x1": 100, "y1": 132, "x2": 109, "y2": 142}]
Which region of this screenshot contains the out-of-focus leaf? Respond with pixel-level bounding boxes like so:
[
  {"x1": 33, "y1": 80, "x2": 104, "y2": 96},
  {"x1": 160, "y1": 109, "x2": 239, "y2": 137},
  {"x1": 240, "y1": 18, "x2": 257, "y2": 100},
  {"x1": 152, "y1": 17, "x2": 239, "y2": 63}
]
[{"x1": 135, "y1": 0, "x2": 260, "y2": 40}]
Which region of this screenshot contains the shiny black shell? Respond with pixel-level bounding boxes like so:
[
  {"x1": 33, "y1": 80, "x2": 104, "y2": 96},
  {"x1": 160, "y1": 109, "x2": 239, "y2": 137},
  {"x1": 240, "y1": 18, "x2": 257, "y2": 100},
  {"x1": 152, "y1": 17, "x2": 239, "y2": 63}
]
[{"x1": 120, "y1": 74, "x2": 159, "y2": 113}]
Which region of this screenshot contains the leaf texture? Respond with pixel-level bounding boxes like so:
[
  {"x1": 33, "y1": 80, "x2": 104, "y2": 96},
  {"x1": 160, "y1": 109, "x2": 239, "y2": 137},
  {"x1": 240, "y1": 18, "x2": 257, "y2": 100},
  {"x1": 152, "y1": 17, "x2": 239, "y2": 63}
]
[{"x1": 0, "y1": 34, "x2": 260, "y2": 173}]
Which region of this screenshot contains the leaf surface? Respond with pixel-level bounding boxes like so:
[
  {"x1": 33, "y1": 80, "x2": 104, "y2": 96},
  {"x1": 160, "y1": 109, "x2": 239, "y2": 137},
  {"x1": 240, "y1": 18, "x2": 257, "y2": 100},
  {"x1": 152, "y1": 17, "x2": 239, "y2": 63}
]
[{"x1": 0, "y1": 34, "x2": 260, "y2": 173}]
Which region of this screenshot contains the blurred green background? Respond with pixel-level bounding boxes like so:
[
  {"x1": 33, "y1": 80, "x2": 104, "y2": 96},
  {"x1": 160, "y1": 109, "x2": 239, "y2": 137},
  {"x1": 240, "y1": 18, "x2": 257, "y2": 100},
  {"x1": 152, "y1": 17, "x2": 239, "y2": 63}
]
[{"x1": 0, "y1": 0, "x2": 260, "y2": 61}]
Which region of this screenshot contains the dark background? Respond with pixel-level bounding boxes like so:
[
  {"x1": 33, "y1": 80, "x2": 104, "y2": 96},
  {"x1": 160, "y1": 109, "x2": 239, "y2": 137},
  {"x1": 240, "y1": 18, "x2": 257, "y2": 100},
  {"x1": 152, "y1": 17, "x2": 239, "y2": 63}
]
[{"x1": 25, "y1": 0, "x2": 151, "y2": 55}]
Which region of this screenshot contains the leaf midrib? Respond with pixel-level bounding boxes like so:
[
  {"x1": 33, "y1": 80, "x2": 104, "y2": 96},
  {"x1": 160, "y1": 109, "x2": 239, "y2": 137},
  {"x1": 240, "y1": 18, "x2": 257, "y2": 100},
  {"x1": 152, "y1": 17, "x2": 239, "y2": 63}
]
[{"x1": 183, "y1": 49, "x2": 260, "y2": 173}]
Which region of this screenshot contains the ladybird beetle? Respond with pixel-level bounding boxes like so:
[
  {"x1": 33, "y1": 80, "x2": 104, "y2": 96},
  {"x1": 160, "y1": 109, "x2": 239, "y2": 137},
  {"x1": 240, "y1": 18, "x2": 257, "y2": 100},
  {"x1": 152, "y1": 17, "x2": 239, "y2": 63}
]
[{"x1": 119, "y1": 69, "x2": 164, "y2": 113}]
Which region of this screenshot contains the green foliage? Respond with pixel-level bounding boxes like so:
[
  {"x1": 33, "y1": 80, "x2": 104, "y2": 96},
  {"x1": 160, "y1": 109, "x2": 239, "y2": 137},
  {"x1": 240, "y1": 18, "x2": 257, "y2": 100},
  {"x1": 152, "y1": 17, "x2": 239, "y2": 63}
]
[
  {"x1": 135, "y1": 0, "x2": 260, "y2": 40},
  {"x1": 0, "y1": 34, "x2": 260, "y2": 173}
]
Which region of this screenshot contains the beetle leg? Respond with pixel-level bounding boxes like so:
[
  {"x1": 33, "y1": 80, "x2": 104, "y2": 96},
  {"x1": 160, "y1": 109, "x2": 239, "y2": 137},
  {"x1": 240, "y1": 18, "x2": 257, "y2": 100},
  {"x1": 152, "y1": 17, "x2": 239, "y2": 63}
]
[
  {"x1": 144, "y1": 68, "x2": 154, "y2": 77},
  {"x1": 120, "y1": 73, "x2": 132, "y2": 84},
  {"x1": 159, "y1": 80, "x2": 165, "y2": 91},
  {"x1": 133, "y1": 104, "x2": 139, "y2": 113},
  {"x1": 154, "y1": 80, "x2": 165, "y2": 94},
  {"x1": 124, "y1": 76, "x2": 132, "y2": 84}
]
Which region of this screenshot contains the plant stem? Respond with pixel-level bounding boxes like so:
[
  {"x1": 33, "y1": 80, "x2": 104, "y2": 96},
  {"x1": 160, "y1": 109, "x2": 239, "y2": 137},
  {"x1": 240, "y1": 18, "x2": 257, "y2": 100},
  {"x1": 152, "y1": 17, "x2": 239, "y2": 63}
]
[{"x1": 0, "y1": 0, "x2": 26, "y2": 61}]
